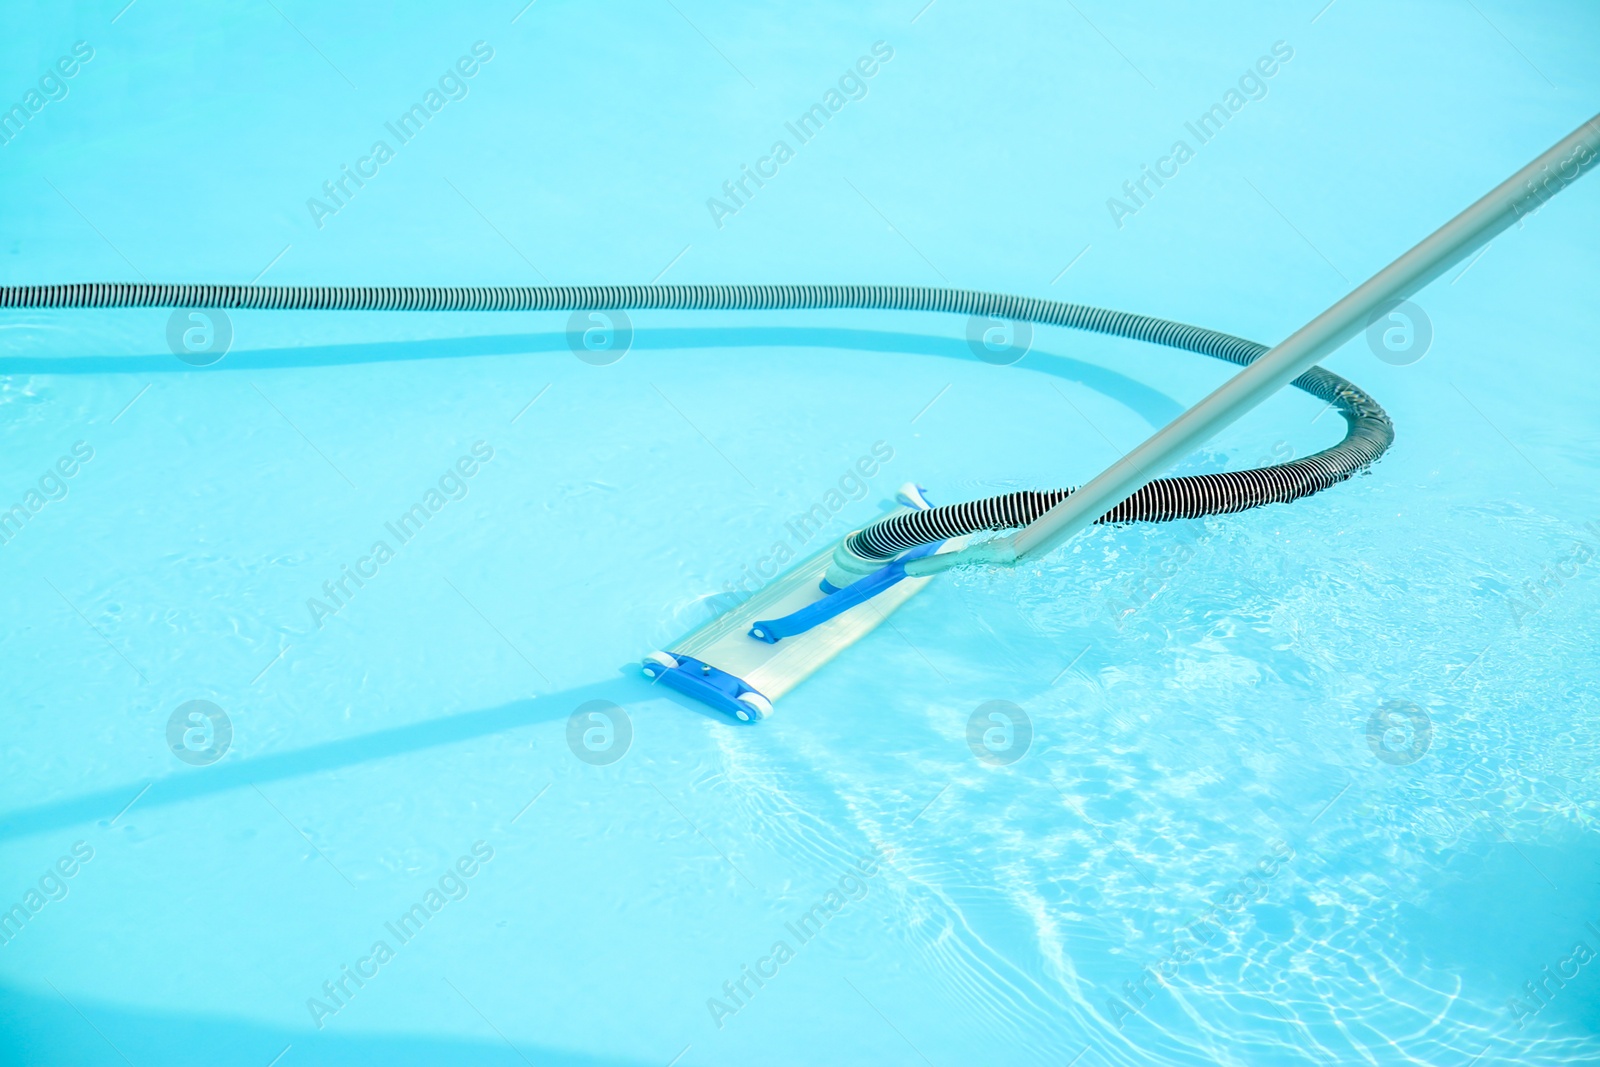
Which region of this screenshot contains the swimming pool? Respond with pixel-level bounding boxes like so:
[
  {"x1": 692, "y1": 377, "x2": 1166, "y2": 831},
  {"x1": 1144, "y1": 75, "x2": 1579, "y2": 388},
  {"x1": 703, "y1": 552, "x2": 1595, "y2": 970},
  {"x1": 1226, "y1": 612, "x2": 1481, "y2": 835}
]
[{"x1": 2, "y1": 2, "x2": 1598, "y2": 1065}]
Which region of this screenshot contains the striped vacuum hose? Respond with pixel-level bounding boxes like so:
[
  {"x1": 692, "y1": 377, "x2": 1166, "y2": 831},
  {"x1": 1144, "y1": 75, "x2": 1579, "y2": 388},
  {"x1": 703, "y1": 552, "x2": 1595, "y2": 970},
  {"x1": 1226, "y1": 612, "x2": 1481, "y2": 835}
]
[{"x1": 0, "y1": 283, "x2": 1392, "y2": 560}]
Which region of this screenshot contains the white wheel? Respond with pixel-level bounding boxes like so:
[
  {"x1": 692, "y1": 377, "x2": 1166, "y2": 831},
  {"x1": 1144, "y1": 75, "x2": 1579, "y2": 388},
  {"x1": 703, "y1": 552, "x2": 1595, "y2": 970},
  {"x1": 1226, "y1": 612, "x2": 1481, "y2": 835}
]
[
  {"x1": 735, "y1": 692, "x2": 773, "y2": 721},
  {"x1": 642, "y1": 651, "x2": 678, "y2": 678}
]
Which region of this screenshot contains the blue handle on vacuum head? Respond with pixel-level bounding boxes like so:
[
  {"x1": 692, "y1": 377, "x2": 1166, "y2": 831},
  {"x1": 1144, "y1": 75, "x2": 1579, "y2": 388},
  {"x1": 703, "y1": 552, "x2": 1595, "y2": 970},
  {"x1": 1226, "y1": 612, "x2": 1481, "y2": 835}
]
[{"x1": 748, "y1": 541, "x2": 942, "y2": 644}]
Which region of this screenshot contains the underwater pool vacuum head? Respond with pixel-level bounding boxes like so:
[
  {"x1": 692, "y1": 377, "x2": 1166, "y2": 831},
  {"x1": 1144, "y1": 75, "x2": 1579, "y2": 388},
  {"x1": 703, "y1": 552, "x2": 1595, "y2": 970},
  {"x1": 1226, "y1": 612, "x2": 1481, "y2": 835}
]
[{"x1": 642, "y1": 484, "x2": 965, "y2": 721}]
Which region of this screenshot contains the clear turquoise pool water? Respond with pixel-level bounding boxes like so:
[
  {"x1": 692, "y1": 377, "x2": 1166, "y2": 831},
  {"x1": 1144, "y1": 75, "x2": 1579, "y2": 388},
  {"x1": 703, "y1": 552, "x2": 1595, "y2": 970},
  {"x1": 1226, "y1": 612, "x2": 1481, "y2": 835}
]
[{"x1": 3, "y1": 3, "x2": 1598, "y2": 1065}]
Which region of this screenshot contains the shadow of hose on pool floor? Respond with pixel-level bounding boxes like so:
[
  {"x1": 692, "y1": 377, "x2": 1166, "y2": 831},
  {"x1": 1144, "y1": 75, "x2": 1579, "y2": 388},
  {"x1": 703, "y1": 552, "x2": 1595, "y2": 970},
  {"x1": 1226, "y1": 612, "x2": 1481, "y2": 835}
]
[{"x1": 0, "y1": 325, "x2": 1188, "y2": 428}]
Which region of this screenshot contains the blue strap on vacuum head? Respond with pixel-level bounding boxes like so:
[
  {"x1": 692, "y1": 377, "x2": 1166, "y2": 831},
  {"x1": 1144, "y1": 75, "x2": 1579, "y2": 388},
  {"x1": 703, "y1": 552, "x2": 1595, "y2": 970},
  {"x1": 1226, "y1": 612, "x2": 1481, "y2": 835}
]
[{"x1": 747, "y1": 540, "x2": 942, "y2": 644}]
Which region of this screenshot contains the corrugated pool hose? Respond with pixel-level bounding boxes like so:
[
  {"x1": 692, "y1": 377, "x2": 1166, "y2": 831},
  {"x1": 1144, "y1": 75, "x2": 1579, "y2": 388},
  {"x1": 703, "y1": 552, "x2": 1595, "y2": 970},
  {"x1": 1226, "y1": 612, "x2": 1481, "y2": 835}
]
[{"x1": 0, "y1": 283, "x2": 1392, "y2": 560}]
